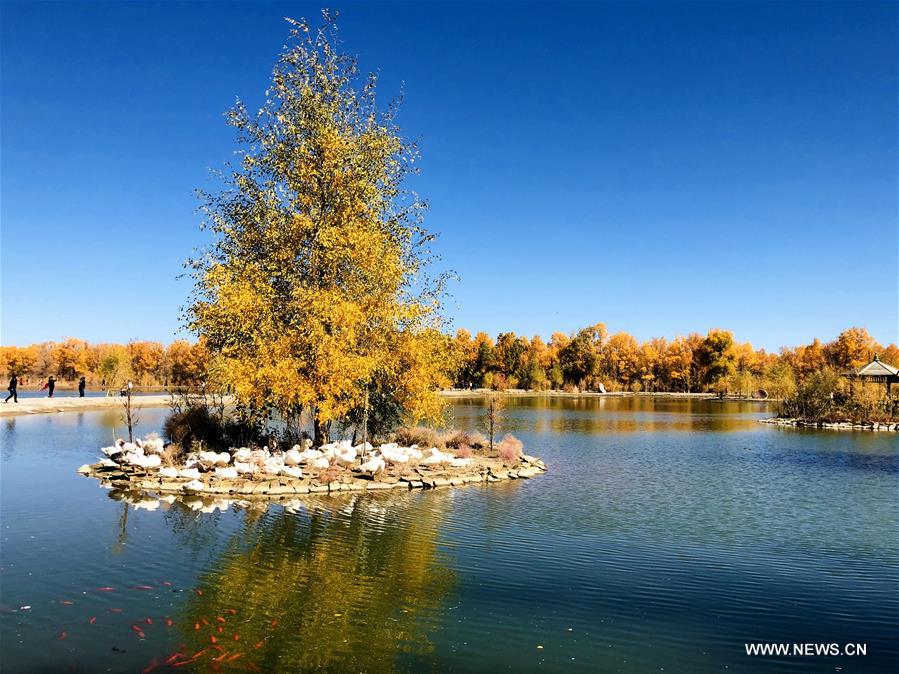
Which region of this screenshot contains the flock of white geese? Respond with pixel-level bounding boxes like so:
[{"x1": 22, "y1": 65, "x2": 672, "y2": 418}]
[{"x1": 84, "y1": 435, "x2": 472, "y2": 494}]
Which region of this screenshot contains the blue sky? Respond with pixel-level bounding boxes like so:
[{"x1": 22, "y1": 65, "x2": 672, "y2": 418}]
[{"x1": 2, "y1": 1, "x2": 896, "y2": 350}]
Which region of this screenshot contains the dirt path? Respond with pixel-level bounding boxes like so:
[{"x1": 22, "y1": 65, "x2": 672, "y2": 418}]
[{"x1": 0, "y1": 394, "x2": 178, "y2": 417}]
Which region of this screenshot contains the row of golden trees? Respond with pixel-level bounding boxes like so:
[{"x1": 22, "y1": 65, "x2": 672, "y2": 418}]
[
  {"x1": 0, "y1": 338, "x2": 207, "y2": 388},
  {"x1": 451, "y1": 324, "x2": 898, "y2": 398},
  {"x1": 2, "y1": 326, "x2": 894, "y2": 398}
]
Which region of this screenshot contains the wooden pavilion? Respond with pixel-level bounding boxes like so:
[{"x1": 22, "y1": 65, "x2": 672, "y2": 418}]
[{"x1": 845, "y1": 355, "x2": 899, "y2": 402}]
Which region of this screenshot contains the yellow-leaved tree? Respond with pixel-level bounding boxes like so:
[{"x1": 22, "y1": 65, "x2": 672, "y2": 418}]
[{"x1": 187, "y1": 12, "x2": 450, "y2": 445}]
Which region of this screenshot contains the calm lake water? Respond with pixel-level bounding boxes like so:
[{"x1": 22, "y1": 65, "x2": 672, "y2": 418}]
[{"x1": 1, "y1": 397, "x2": 897, "y2": 672}]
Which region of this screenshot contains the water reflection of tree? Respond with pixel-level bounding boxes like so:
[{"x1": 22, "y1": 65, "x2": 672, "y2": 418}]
[
  {"x1": 177, "y1": 493, "x2": 455, "y2": 672},
  {"x1": 1, "y1": 417, "x2": 16, "y2": 459},
  {"x1": 448, "y1": 395, "x2": 767, "y2": 434},
  {"x1": 111, "y1": 502, "x2": 129, "y2": 555}
]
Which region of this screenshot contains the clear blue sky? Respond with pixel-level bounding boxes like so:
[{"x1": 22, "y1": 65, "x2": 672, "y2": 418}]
[{"x1": 2, "y1": 1, "x2": 897, "y2": 351}]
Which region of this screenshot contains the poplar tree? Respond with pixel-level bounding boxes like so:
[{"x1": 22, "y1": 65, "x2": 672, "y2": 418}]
[{"x1": 187, "y1": 12, "x2": 449, "y2": 444}]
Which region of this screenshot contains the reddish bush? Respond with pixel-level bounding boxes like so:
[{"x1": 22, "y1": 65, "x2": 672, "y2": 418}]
[
  {"x1": 454, "y1": 444, "x2": 473, "y2": 459},
  {"x1": 318, "y1": 462, "x2": 343, "y2": 483},
  {"x1": 497, "y1": 434, "x2": 523, "y2": 463}
]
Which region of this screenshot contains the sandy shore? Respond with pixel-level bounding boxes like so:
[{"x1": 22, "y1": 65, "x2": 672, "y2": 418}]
[{"x1": 0, "y1": 394, "x2": 179, "y2": 417}]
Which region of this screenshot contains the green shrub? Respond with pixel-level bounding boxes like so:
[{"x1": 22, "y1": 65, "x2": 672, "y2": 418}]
[{"x1": 780, "y1": 368, "x2": 841, "y2": 420}]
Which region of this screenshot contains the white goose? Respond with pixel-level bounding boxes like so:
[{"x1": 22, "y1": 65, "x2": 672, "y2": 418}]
[
  {"x1": 359, "y1": 455, "x2": 386, "y2": 474},
  {"x1": 284, "y1": 448, "x2": 303, "y2": 466},
  {"x1": 281, "y1": 465, "x2": 303, "y2": 479}
]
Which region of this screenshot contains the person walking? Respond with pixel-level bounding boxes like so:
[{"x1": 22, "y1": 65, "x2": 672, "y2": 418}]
[
  {"x1": 40, "y1": 376, "x2": 56, "y2": 398},
  {"x1": 78, "y1": 376, "x2": 86, "y2": 397},
  {"x1": 5, "y1": 374, "x2": 18, "y2": 403}
]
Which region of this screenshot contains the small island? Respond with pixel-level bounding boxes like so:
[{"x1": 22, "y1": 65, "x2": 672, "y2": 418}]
[
  {"x1": 760, "y1": 355, "x2": 898, "y2": 431},
  {"x1": 78, "y1": 433, "x2": 547, "y2": 501}
]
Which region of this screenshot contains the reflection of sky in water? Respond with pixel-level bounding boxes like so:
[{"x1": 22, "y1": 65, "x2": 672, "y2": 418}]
[{"x1": 1, "y1": 400, "x2": 897, "y2": 673}]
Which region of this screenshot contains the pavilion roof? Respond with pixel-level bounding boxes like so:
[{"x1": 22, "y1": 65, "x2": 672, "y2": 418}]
[{"x1": 851, "y1": 356, "x2": 899, "y2": 378}]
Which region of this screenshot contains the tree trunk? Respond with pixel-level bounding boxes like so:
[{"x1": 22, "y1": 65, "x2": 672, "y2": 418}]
[
  {"x1": 313, "y1": 415, "x2": 329, "y2": 447},
  {"x1": 361, "y1": 386, "x2": 369, "y2": 461}
]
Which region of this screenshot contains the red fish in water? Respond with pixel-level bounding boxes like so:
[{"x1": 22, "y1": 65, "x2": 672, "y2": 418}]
[
  {"x1": 141, "y1": 658, "x2": 159, "y2": 674},
  {"x1": 209, "y1": 635, "x2": 217, "y2": 644},
  {"x1": 212, "y1": 652, "x2": 229, "y2": 663},
  {"x1": 132, "y1": 585, "x2": 153, "y2": 591},
  {"x1": 194, "y1": 622, "x2": 201, "y2": 631},
  {"x1": 195, "y1": 589, "x2": 204, "y2": 596},
  {"x1": 131, "y1": 625, "x2": 143, "y2": 633},
  {"x1": 165, "y1": 618, "x2": 173, "y2": 627},
  {"x1": 232, "y1": 633, "x2": 239, "y2": 641},
  {"x1": 96, "y1": 587, "x2": 115, "y2": 592},
  {"x1": 136, "y1": 630, "x2": 146, "y2": 639},
  {"x1": 216, "y1": 616, "x2": 226, "y2": 623},
  {"x1": 227, "y1": 652, "x2": 244, "y2": 662},
  {"x1": 57, "y1": 631, "x2": 68, "y2": 640},
  {"x1": 170, "y1": 651, "x2": 203, "y2": 667},
  {"x1": 254, "y1": 641, "x2": 264, "y2": 649},
  {"x1": 88, "y1": 617, "x2": 97, "y2": 625},
  {"x1": 201, "y1": 618, "x2": 209, "y2": 626},
  {"x1": 217, "y1": 626, "x2": 223, "y2": 633},
  {"x1": 270, "y1": 620, "x2": 279, "y2": 628},
  {"x1": 163, "y1": 652, "x2": 184, "y2": 666},
  {"x1": 161, "y1": 581, "x2": 173, "y2": 587},
  {"x1": 61, "y1": 600, "x2": 74, "y2": 605},
  {"x1": 144, "y1": 617, "x2": 153, "y2": 625},
  {"x1": 226, "y1": 608, "x2": 237, "y2": 615},
  {"x1": 108, "y1": 608, "x2": 123, "y2": 613}
]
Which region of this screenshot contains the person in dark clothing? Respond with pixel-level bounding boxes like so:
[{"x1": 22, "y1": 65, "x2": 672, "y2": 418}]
[
  {"x1": 78, "y1": 376, "x2": 86, "y2": 397},
  {"x1": 5, "y1": 374, "x2": 17, "y2": 403},
  {"x1": 40, "y1": 376, "x2": 56, "y2": 398}
]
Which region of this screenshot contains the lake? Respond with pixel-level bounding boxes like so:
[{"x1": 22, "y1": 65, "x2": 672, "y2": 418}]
[{"x1": 1, "y1": 397, "x2": 896, "y2": 672}]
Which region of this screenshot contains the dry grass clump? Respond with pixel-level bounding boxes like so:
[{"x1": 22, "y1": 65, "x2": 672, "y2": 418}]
[
  {"x1": 497, "y1": 434, "x2": 523, "y2": 463},
  {"x1": 391, "y1": 427, "x2": 491, "y2": 453},
  {"x1": 443, "y1": 430, "x2": 487, "y2": 450},
  {"x1": 392, "y1": 426, "x2": 446, "y2": 450},
  {"x1": 159, "y1": 443, "x2": 185, "y2": 468}
]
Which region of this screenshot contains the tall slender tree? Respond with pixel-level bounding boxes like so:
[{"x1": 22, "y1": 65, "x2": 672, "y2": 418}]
[{"x1": 187, "y1": 12, "x2": 450, "y2": 444}]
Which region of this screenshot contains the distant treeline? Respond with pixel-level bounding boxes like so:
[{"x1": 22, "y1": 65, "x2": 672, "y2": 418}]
[
  {"x1": 450, "y1": 325, "x2": 897, "y2": 398},
  {"x1": 0, "y1": 339, "x2": 207, "y2": 388},
  {"x1": 1, "y1": 326, "x2": 896, "y2": 398}
]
